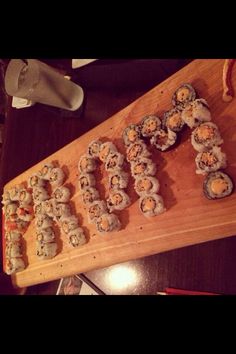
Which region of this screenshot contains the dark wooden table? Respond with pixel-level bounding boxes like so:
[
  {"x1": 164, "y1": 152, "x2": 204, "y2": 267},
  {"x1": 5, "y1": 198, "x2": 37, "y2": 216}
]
[{"x1": 1, "y1": 59, "x2": 236, "y2": 295}]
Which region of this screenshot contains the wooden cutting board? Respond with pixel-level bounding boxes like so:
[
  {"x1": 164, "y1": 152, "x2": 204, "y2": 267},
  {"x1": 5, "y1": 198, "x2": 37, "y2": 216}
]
[{"x1": 3, "y1": 59, "x2": 236, "y2": 288}]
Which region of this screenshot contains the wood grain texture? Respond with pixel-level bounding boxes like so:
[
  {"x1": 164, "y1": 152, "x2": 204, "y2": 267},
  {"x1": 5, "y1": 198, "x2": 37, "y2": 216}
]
[{"x1": 3, "y1": 59, "x2": 236, "y2": 288}]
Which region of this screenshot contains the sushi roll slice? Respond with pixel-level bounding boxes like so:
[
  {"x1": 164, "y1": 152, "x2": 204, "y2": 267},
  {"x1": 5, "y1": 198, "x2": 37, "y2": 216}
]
[
  {"x1": 49, "y1": 167, "x2": 65, "y2": 188},
  {"x1": 5, "y1": 219, "x2": 28, "y2": 232},
  {"x1": 105, "y1": 152, "x2": 125, "y2": 172},
  {"x1": 36, "y1": 227, "x2": 55, "y2": 243},
  {"x1": 140, "y1": 115, "x2": 162, "y2": 138},
  {"x1": 87, "y1": 140, "x2": 102, "y2": 159},
  {"x1": 5, "y1": 230, "x2": 22, "y2": 242},
  {"x1": 109, "y1": 171, "x2": 129, "y2": 190},
  {"x1": 191, "y1": 122, "x2": 223, "y2": 152},
  {"x1": 52, "y1": 186, "x2": 71, "y2": 203},
  {"x1": 38, "y1": 163, "x2": 54, "y2": 180},
  {"x1": 195, "y1": 147, "x2": 227, "y2": 175},
  {"x1": 18, "y1": 189, "x2": 32, "y2": 206},
  {"x1": 17, "y1": 206, "x2": 34, "y2": 222},
  {"x1": 130, "y1": 157, "x2": 157, "y2": 178},
  {"x1": 28, "y1": 174, "x2": 45, "y2": 189},
  {"x1": 172, "y1": 83, "x2": 196, "y2": 108},
  {"x1": 60, "y1": 215, "x2": 79, "y2": 234},
  {"x1": 68, "y1": 228, "x2": 87, "y2": 247},
  {"x1": 123, "y1": 124, "x2": 141, "y2": 146},
  {"x1": 5, "y1": 218, "x2": 28, "y2": 232},
  {"x1": 82, "y1": 187, "x2": 100, "y2": 205},
  {"x1": 99, "y1": 142, "x2": 117, "y2": 162},
  {"x1": 139, "y1": 194, "x2": 166, "y2": 217},
  {"x1": 53, "y1": 203, "x2": 71, "y2": 221},
  {"x1": 78, "y1": 154, "x2": 97, "y2": 174},
  {"x1": 78, "y1": 173, "x2": 96, "y2": 194},
  {"x1": 150, "y1": 128, "x2": 177, "y2": 152},
  {"x1": 107, "y1": 190, "x2": 131, "y2": 212},
  {"x1": 4, "y1": 203, "x2": 18, "y2": 217},
  {"x1": 181, "y1": 98, "x2": 211, "y2": 129},
  {"x1": 162, "y1": 108, "x2": 185, "y2": 133},
  {"x1": 134, "y1": 176, "x2": 160, "y2": 196},
  {"x1": 87, "y1": 200, "x2": 108, "y2": 223},
  {"x1": 2, "y1": 191, "x2": 11, "y2": 206},
  {"x1": 96, "y1": 213, "x2": 121, "y2": 233},
  {"x1": 203, "y1": 171, "x2": 234, "y2": 200},
  {"x1": 8, "y1": 186, "x2": 22, "y2": 201},
  {"x1": 33, "y1": 187, "x2": 50, "y2": 203},
  {"x1": 35, "y1": 214, "x2": 53, "y2": 229},
  {"x1": 126, "y1": 140, "x2": 150, "y2": 163},
  {"x1": 5, "y1": 241, "x2": 23, "y2": 258},
  {"x1": 34, "y1": 201, "x2": 44, "y2": 215},
  {"x1": 36, "y1": 241, "x2": 57, "y2": 260},
  {"x1": 43, "y1": 199, "x2": 57, "y2": 218},
  {"x1": 5, "y1": 258, "x2": 25, "y2": 275}
]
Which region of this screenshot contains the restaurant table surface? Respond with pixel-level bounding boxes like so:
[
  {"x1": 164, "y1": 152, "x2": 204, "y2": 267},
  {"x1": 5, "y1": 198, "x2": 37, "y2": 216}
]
[{"x1": 1, "y1": 59, "x2": 236, "y2": 295}]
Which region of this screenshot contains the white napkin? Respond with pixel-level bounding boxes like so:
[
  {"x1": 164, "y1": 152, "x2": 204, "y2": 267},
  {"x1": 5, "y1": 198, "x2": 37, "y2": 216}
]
[{"x1": 72, "y1": 59, "x2": 97, "y2": 69}]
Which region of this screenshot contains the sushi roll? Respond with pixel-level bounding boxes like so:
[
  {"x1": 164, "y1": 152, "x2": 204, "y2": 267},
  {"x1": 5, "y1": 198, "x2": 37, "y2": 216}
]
[
  {"x1": 130, "y1": 157, "x2": 157, "y2": 178},
  {"x1": 162, "y1": 108, "x2": 185, "y2": 133},
  {"x1": 5, "y1": 258, "x2": 25, "y2": 275},
  {"x1": 139, "y1": 194, "x2": 166, "y2": 217},
  {"x1": 38, "y1": 163, "x2": 54, "y2": 180},
  {"x1": 52, "y1": 186, "x2": 71, "y2": 203},
  {"x1": 181, "y1": 98, "x2": 211, "y2": 129},
  {"x1": 33, "y1": 186, "x2": 50, "y2": 203},
  {"x1": 34, "y1": 201, "x2": 44, "y2": 215},
  {"x1": 28, "y1": 174, "x2": 45, "y2": 189},
  {"x1": 126, "y1": 140, "x2": 150, "y2": 163},
  {"x1": 82, "y1": 187, "x2": 100, "y2": 205},
  {"x1": 99, "y1": 142, "x2": 117, "y2": 162},
  {"x1": 35, "y1": 214, "x2": 53, "y2": 229},
  {"x1": 5, "y1": 241, "x2": 23, "y2": 258},
  {"x1": 123, "y1": 124, "x2": 141, "y2": 146},
  {"x1": 78, "y1": 173, "x2": 96, "y2": 194},
  {"x1": 195, "y1": 147, "x2": 227, "y2": 175},
  {"x1": 96, "y1": 213, "x2": 121, "y2": 233},
  {"x1": 4, "y1": 202, "x2": 18, "y2": 217},
  {"x1": 203, "y1": 171, "x2": 234, "y2": 200},
  {"x1": 68, "y1": 228, "x2": 87, "y2": 247},
  {"x1": 5, "y1": 230, "x2": 22, "y2": 242},
  {"x1": 36, "y1": 227, "x2": 55, "y2": 243},
  {"x1": 16, "y1": 206, "x2": 34, "y2": 222},
  {"x1": 60, "y1": 215, "x2": 79, "y2": 234},
  {"x1": 43, "y1": 199, "x2": 57, "y2": 218},
  {"x1": 172, "y1": 83, "x2": 196, "y2": 108},
  {"x1": 78, "y1": 154, "x2": 97, "y2": 174},
  {"x1": 87, "y1": 140, "x2": 102, "y2": 159},
  {"x1": 53, "y1": 203, "x2": 71, "y2": 221},
  {"x1": 109, "y1": 171, "x2": 129, "y2": 190},
  {"x1": 8, "y1": 186, "x2": 22, "y2": 201},
  {"x1": 2, "y1": 191, "x2": 11, "y2": 206},
  {"x1": 49, "y1": 167, "x2": 65, "y2": 188},
  {"x1": 191, "y1": 122, "x2": 223, "y2": 152},
  {"x1": 150, "y1": 128, "x2": 177, "y2": 152},
  {"x1": 134, "y1": 176, "x2": 160, "y2": 196},
  {"x1": 105, "y1": 152, "x2": 125, "y2": 172},
  {"x1": 36, "y1": 241, "x2": 57, "y2": 260},
  {"x1": 87, "y1": 200, "x2": 108, "y2": 223},
  {"x1": 140, "y1": 115, "x2": 162, "y2": 138},
  {"x1": 106, "y1": 190, "x2": 131, "y2": 212},
  {"x1": 5, "y1": 219, "x2": 28, "y2": 232},
  {"x1": 18, "y1": 189, "x2": 32, "y2": 206}
]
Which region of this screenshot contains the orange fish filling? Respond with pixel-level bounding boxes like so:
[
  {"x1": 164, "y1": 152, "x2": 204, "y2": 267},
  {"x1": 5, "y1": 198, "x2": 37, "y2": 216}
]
[
  {"x1": 128, "y1": 129, "x2": 138, "y2": 142},
  {"x1": 196, "y1": 125, "x2": 215, "y2": 141},
  {"x1": 210, "y1": 178, "x2": 228, "y2": 195},
  {"x1": 176, "y1": 87, "x2": 191, "y2": 102},
  {"x1": 142, "y1": 197, "x2": 156, "y2": 212},
  {"x1": 137, "y1": 178, "x2": 152, "y2": 191}
]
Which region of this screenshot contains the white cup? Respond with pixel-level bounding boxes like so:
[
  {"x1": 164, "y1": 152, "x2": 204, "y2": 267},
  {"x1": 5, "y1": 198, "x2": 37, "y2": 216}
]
[{"x1": 5, "y1": 59, "x2": 84, "y2": 111}]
